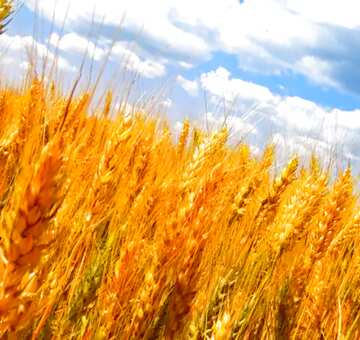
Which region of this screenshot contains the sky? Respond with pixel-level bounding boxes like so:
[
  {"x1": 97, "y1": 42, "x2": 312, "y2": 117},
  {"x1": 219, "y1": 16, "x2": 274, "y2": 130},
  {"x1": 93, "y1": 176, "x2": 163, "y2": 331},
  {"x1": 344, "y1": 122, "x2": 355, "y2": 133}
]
[{"x1": 2, "y1": 0, "x2": 360, "y2": 170}]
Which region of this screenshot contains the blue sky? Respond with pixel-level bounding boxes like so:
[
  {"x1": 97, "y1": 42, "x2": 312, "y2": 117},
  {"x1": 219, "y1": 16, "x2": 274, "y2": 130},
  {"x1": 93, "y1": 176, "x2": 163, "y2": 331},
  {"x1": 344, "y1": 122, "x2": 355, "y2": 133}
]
[{"x1": 2, "y1": 0, "x2": 360, "y2": 168}]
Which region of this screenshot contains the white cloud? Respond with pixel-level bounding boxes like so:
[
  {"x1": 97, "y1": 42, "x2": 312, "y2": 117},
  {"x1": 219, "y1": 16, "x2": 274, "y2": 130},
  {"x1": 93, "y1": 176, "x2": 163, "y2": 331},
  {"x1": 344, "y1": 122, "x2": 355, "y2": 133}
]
[
  {"x1": 206, "y1": 111, "x2": 257, "y2": 137},
  {"x1": 0, "y1": 33, "x2": 75, "y2": 76},
  {"x1": 177, "y1": 75, "x2": 199, "y2": 96},
  {"x1": 332, "y1": 108, "x2": 360, "y2": 130},
  {"x1": 270, "y1": 133, "x2": 335, "y2": 165},
  {"x1": 47, "y1": 33, "x2": 166, "y2": 79},
  {"x1": 49, "y1": 32, "x2": 105, "y2": 61},
  {"x1": 294, "y1": 56, "x2": 339, "y2": 88},
  {"x1": 201, "y1": 67, "x2": 276, "y2": 106},
  {"x1": 161, "y1": 98, "x2": 173, "y2": 109},
  {"x1": 24, "y1": 0, "x2": 211, "y2": 61},
  {"x1": 134, "y1": 59, "x2": 166, "y2": 78},
  {"x1": 199, "y1": 66, "x2": 360, "y2": 165},
  {"x1": 287, "y1": 0, "x2": 360, "y2": 29},
  {"x1": 199, "y1": 67, "x2": 346, "y2": 136},
  {"x1": 178, "y1": 61, "x2": 193, "y2": 69},
  {"x1": 111, "y1": 42, "x2": 166, "y2": 78},
  {"x1": 23, "y1": 0, "x2": 360, "y2": 93},
  {"x1": 273, "y1": 96, "x2": 327, "y2": 132},
  {"x1": 15, "y1": 1, "x2": 360, "y2": 166}
]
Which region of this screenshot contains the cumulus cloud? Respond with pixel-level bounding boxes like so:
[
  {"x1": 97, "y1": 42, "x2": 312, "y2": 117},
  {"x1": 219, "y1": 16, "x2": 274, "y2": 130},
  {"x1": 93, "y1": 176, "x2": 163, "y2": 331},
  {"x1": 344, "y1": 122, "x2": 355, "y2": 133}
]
[
  {"x1": 47, "y1": 32, "x2": 167, "y2": 79},
  {"x1": 24, "y1": 0, "x2": 211, "y2": 61},
  {"x1": 206, "y1": 111, "x2": 258, "y2": 139},
  {"x1": 109, "y1": 42, "x2": 166, "y2": 78},
  {"x1": 199, "y1": 66, "x2": 360, "y2": 165},
  {"x1": 270, "y1": 133, "x2": 334, "y2": 164},
  {"x1": 200, "y1": 67, "x2": 276, "y2": 106},
  {"x1": 0, "y1": 33, "x2": 75, "y2": 76},
  {"x1": 178, "y1": 61, "x2": 193, "y2": 69},
  {"x1": 23, "y1": 0, "x2": 360, "y2": 94},
  {"x1": 14, "y1": 0, "x2": 360, "y2": 167},
  {"x1": 176, "y1": 75, "x2": 199, "y2": 96},
  {"x1": 49, "y1": 32, "x2": 106, "y2": 61},
  {"x1": 203, "y1": 0, "x2": 360, "y2": 93}
]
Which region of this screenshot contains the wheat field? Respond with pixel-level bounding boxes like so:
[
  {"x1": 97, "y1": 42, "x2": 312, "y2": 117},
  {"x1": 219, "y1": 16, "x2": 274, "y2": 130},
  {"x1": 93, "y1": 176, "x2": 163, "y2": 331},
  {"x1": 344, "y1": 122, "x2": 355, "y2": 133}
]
[
  {"x1": 2, "y1": 2, "x2": 360, "y2": 339},
  {"x1": 0, "y1": 77, "x2": 359, "y2": 339}
]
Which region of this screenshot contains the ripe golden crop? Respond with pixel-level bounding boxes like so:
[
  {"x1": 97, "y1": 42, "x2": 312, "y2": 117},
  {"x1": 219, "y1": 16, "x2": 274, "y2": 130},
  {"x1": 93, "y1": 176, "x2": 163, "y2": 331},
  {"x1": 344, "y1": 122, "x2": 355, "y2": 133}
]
[
  {"x1": 0, "y1": 77, "x2": 360, "y2": 339},
  {"x1": 0, "y1": 0, "x2": 12, "y2": 34}
]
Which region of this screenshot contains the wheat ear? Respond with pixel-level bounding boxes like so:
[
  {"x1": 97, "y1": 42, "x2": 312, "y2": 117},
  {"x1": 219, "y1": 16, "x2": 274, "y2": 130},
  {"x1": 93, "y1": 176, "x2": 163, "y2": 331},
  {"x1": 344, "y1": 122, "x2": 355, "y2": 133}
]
[{"x1": 0, "y1": 140, "x2": 62, "y2": 334}]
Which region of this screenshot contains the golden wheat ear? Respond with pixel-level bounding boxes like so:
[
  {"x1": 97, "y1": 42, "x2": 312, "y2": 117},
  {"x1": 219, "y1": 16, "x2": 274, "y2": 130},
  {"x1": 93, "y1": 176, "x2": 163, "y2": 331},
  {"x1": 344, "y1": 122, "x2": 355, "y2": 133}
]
[
  {"x1": 0, "y1": 0, "x2": 12, "y2": 34},
  {"x1": 0, "y1": 139, "x2": 63, "y2": 335}
]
